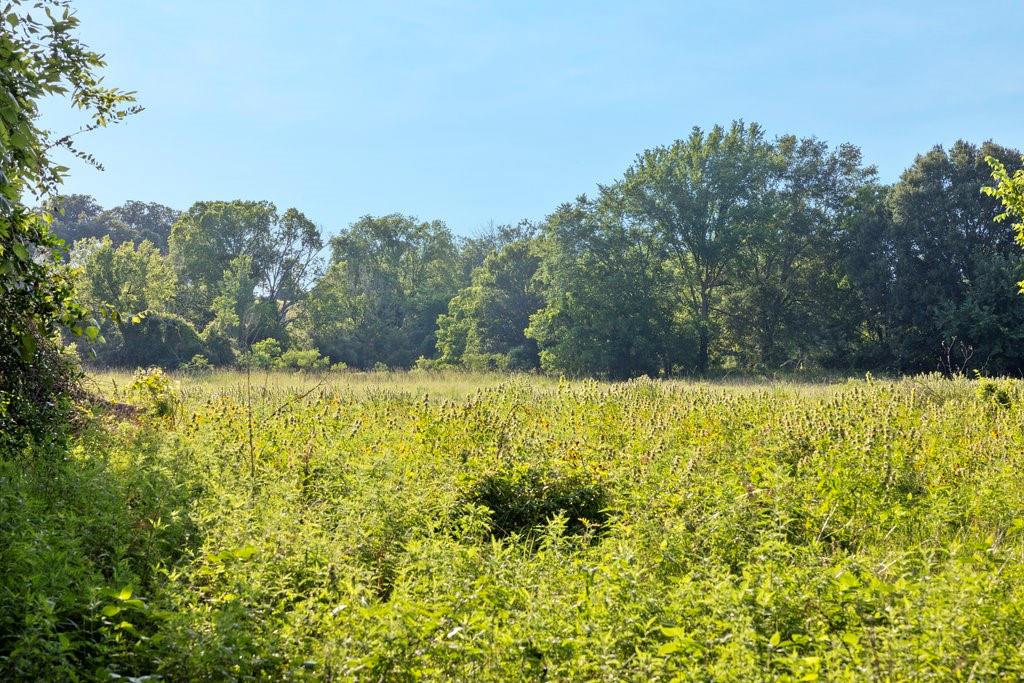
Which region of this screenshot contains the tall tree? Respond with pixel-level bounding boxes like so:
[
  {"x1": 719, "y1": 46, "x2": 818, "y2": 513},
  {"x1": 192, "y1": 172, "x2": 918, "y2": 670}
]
[
  {"x1": 527, "y1": 194, "x2": 678, "y2": 379},
  {"x1": 168, "y1": 200, "x2": 322, "y2": 335},
  {"x1": 102, "y1": 200, "x2": 180, "y2": 251},
  {"x1": 723, "y1": 136, "x2": 873, "y2": 368},
  {"x1": 858, "y1": 141, "x2": 1024, "y2": 373},
  {"x1": 48, "y1": 195, "x2": 179, "y2": 252},
  {"x1": 622, "y1": 121, "x2": 773, "y2": 370},
  {"x1": 70, "y1": 237, "x2": 176, "y2": 317},
  {"x1": 306, "y1": 214, "x2": 460, "y2": 368},
  {"x1": 984, "y1": 153, "x2": 1024, "y2": 255},
  {"x1": 456, "y1": 220, "x2": 537, "y2": 283},
  {"x1": 168, "y1": 200, "x2": 276, "y2": 316},
  {"x1": 260, "y1": 207, "x2": 324, "y2": 328},
  {"x1": 435, "y1": 239, "x2": 542, "y2": 370}
]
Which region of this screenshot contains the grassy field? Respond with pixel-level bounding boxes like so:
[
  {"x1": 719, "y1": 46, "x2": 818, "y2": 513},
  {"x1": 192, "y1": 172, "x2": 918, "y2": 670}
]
[{"x1": 4, "y1": 370, "x2": 1024, "y2": 680}]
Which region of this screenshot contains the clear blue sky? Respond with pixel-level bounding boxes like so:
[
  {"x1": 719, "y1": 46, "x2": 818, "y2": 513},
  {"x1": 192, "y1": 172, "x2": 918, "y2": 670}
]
[{"x1": 39, "y1": 0, "x2": 1024, "y2": 238}]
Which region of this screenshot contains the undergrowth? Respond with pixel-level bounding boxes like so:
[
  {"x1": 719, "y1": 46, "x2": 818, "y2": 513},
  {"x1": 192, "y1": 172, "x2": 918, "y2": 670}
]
[{"x1": 3, "y1": 372, "x2": 1024, "y2": 680}]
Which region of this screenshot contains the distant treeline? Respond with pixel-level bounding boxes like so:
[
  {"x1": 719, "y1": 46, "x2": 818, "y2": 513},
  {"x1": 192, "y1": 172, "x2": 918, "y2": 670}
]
[{"x1": 55, "y1": 122, "x2": 1024, "y2": 378}]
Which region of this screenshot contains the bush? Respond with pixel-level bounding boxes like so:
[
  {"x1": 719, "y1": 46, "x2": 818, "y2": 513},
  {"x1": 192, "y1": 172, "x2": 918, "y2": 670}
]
[
  {"x1": 200, "y1": 325, "x2": 235, "y2": 367},
  {"x1": 127, "y1": 367, "x2": 178, "y2": 417},
  {"x1": 180, "y1": 354, "x2": 212, "y2": 375},
  {"x1": 117, "y1": 313, "x2": 204, "y2": 370},
  {"x1": 277, "y1": 348, "x2": 329, "y2": 372},
  {"x1": 462, "y1": 465, "x2": 610, "y2": 539},
  {"x1": 0, "y1": 333, "x2": 82, "y2": 451},
  {"x1": 243, "y1": 338, "x2": 282, "y2": 370}
]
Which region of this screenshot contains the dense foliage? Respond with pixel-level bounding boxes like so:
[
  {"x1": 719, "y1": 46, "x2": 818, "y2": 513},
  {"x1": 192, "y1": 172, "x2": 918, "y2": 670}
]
[
  {"x1": 0, "y1": 0, "x2": 138, "y2": 445},
  {"x1": 6, "y1": 372, "x2": 1024, "y2": 679},
  {"x1": 64, "y1": 132, "x2": 1024, "y2": 378}
]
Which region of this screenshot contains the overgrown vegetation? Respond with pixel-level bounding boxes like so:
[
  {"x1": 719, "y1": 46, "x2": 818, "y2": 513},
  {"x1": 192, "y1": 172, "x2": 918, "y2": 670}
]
[{"x1": 5, "y1": 372, "x2": 1024, "y2": 679}]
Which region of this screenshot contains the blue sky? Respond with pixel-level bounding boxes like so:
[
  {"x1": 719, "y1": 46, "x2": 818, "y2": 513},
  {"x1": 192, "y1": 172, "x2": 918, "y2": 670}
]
[{"x1": 40, "y1": 1, "x2": 1024, "y2": 238}]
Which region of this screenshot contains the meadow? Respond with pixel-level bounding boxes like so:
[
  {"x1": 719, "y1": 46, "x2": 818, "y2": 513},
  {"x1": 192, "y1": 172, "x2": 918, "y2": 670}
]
[{"x1": 4, "y1": 369, "x2": 1024, "y2": 681}]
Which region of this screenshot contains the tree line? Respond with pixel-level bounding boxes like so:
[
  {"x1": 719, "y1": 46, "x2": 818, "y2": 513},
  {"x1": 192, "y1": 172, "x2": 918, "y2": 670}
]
[{"x1": 57, "y1": 123, "x2": 1024, "y2": 378}]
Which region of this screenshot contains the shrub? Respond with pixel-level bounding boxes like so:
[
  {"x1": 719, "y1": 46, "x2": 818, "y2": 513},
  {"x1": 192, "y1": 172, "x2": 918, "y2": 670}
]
[
  {"x1": 462, "y1": 465, "x2": 610, "y2": 539},
  {"x1": 976, "y1": 376, "x2": 1016, "y2": 408},
  {"x1": 200, "y1": 325, "x2": 235, "y2": 366},
  {"x1": 0, "y1": 333, "x2": 82, "y2": 451},
  {"x1": 277, "y1": 348, "x2": 329, "y2": 372},
  {"x1": 116, "y1": 313, "x2": 204, "y2": 370},
  {"x1": 180, "y1": 354, "x2": 212, "y2": 375},
  {"x1": 243, "y1": 338, "x2": 282, "y2": 370},
  {"x1": 127, "y1": 367, "x2": 178, "y2": 417}
]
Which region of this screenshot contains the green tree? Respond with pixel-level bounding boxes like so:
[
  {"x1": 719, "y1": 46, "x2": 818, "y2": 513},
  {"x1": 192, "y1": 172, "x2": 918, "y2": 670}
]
[
  {"x1": 71, "y1": 237, "x2": 176, "y2": 315},
  {"x1": 168, "y1": 200, "x2": 276, "y2": 321},
  {"x1": 621, "y1": 121, "x2": 773, "y2": 371},
  {"x1": 208, "y1": 254, "x2": 258, "y2": 347},
  {"x1": 837, "y1": 183, "x2": 897, "y2": 367},
  {"x1": 456, "y1": 220, "x2": 536, "y2": 283},
  {"x1": 261, "y1": 207, "x2": 323, "y2": 329},
  {"x1": 722, "y1": 136, "x2": 873, "y2": 369},
  {"x1": 48, "y1": 195, "x2": 179, "y2": 252},
  {"x1": 526, "y1": 195, "x2": 679, "y2": 378},
  {"x1": 311, "y1": 214, "x2": 460, "y2": 368},
  {"x1": 68, "y1": 237, "x2": 182, "y2": 366},
  {"x1": 0, "y1": 0, "x2": 138, "y2": 440},
  {"x1": 435, "y1": 239, "x2": 542, "y2": 370},
  {"x1": 858, "y1": 141, "x2": 1024, "y2": 373},
  {"x1": 983, "y1": 154, "x2": 1024, "y2": 257},
  {"x1": 102, "y1": 200, "x2": 179, "y2": 250}
]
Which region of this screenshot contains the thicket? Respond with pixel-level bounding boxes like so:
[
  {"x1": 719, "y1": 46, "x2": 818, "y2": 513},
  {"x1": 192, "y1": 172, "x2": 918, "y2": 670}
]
[{"x1": 5, "y1": 374, "x2": 1024, "y2": 679}]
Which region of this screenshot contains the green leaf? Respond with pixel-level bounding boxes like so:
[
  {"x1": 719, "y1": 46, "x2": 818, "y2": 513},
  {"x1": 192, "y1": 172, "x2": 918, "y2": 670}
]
[
  {"x1": 100, "y1": 605, "x2": 121, "y2": 618},
  {"x1": 116, "y1": 586, "x2": 133, "y2": 601},
  {"x1": 19, "y1": 333, "x2": 36, "y2": 358},
  {"x1": 12, "y1": 243, "x2": 28, "y2": 261},
  {"x1": 232, "y1": 545, "x2": 258, "y2": 560}
]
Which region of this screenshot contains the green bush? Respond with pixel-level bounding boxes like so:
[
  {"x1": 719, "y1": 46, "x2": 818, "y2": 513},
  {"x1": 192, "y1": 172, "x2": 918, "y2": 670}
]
[
  {"x1": 462, "y1": 465, "x2": 610, "y2": 539},
  {"x1": 127, "y1": 367, "x2": 178, "y2": 417},
  {"x1": 976, "y1": 375, "x2": 1017, "y2": 408},
  {"x1": 0, "y1": 333, "x2": 81, "y2": 451},
  {"x1": 179, "y1": 354, "x2": 212, "y2": 375},
  {"x1": 199, "y1": 325, "x2": 235, "y2": 367},
  {"x1": 116, "y1": 313, "x2": 204, "y2": 370},
  {"x1": 242, "y1": 338, "x2": 282, "y2": 370},
  {"x1": 277, "y1": 348, "x2": 329, "y2": 371}
]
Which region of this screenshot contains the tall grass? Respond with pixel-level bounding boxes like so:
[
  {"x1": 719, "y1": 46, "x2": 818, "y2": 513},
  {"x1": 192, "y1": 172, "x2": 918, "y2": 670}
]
[{"x1": 3, "y1": 371, "x2": 1024, "y2": 680}]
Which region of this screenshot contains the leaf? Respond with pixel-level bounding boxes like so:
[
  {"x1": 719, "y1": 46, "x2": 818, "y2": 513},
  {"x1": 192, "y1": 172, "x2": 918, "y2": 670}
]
[
  {"x1": 101, "y1": 605, "x2": 121, "y2": 617},
  {"x1": 85, "y1": 325, "x2": 100, "y2": 340},
  {"x1": 116, "y1": 586, "x2": 133, "y2": 601},
  {"x1": 836, "y1": 571, "x2": 860, "y2": 591},
  {"x1": 19, "y1": 333, "x2": 36, "y2": 358},
  {"x1": 232, "y1": 545, "x2": 258, "y2": 560},
  {"x1": 13, "y1": 243, "x2": 28, "y2": 261},
  {"x1": 769, "y1": 631, "x2": 781, "y2": 647}
]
